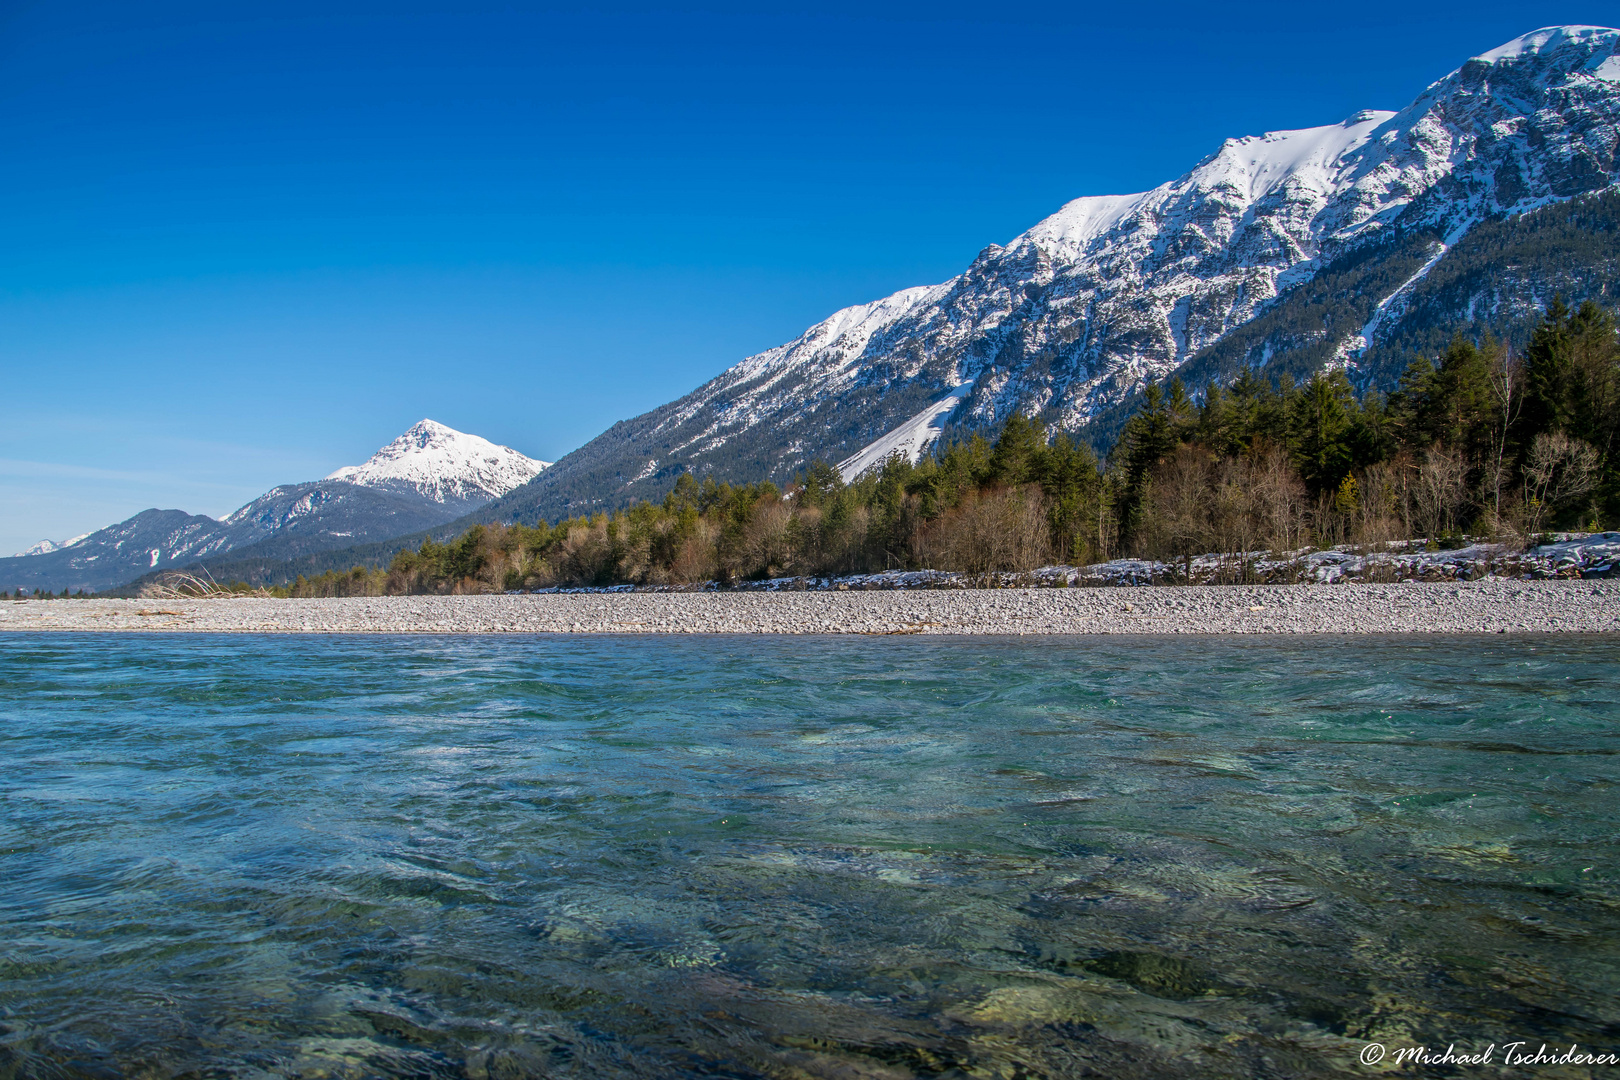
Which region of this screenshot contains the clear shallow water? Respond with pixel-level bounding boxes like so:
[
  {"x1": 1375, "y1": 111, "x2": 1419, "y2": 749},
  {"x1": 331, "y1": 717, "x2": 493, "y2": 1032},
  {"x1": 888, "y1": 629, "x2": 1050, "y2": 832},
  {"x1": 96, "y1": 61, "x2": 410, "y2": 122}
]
[{"x1": 1, "y1": 633, "x2": 1617, "y2": 1079}]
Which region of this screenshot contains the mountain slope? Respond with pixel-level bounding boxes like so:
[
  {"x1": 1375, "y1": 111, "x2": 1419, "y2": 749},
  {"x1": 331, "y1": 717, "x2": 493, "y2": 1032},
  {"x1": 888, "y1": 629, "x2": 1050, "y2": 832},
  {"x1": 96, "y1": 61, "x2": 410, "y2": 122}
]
[
  {"x1": 1361, "y1": 186, "x2": 1620, "y2": 380},
  {"x1": 475, "y1": 25, "x2": 1620, "y2": 526},
  {"x1": 2, "y1": 420, "x2": 545, "y2": 593},
  {"x1": 1067, "y1": 187, "x2": 1620, "y2": 451},
  {"x1": 0, "y1": 484, "x2": 466, "y2": 595}
]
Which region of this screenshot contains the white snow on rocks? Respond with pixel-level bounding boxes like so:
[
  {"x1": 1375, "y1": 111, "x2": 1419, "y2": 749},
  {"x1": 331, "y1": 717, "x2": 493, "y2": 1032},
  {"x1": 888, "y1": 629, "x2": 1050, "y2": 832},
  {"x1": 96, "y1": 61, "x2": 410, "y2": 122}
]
[
  {"x1": 326, "y1": 419, "x2": 548, "y2": 504},
  {"x1": 513, "y1": 533, "x2": 1620, "y2": 595},
  {"x1": 837, "y1": 382, "x2": 973, "y2": 481}
]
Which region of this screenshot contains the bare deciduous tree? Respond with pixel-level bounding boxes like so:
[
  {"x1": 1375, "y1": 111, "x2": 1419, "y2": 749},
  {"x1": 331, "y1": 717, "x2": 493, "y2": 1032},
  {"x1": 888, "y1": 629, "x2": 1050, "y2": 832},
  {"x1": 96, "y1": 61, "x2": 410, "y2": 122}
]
[
  {"x1": 917, "y1": 487, "x2": 1051, "y2": 575},
  {"x1": 1352, "y1": 460, "x2": 1407, "y2": 546},
  {"x1": 1412, "y1": 444, "x2": 1468, "y2": 540},
  {"x1": 1523, "y1": 432, "x2": 1601, "y2": 534},
  {"x1": 1484, "y1": 346, "x2": 1524, "y2": 529},
  {"x1": 1250, "y1": 444, "x2": 1310, "y2": 554}
]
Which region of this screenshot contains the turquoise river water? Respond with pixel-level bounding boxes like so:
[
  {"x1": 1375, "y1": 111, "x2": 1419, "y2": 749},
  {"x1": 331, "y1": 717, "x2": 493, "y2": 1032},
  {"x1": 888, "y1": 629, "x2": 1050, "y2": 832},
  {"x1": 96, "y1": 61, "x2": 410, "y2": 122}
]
[{"x1": 1, "y1": 633, "x2": 1617, "y2": 1078}]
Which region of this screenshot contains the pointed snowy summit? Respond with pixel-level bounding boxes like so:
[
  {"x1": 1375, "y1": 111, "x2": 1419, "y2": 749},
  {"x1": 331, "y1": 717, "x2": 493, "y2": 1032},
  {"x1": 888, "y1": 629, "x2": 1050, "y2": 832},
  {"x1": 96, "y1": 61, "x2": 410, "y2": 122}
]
[
  {"x1": 327, "y1": 419, "x2": 549, "y2": 506},
  {"x1": 11, "y1": 532, "x2": 91, "y2": 559},
  {"x1": 13, "y1": 539, "x2": 61, "y2": 558}
]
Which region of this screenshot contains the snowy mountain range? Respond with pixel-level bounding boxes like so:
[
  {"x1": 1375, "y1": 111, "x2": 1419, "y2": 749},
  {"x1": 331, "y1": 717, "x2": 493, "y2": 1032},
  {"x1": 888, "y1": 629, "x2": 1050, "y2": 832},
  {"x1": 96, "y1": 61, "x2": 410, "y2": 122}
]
[
  {"x1": 2, "y1": 421, "x2": 545, "y2": 593},
  {"x1": 477, "y1": 25, "x2": 1620, "y2": 527}
]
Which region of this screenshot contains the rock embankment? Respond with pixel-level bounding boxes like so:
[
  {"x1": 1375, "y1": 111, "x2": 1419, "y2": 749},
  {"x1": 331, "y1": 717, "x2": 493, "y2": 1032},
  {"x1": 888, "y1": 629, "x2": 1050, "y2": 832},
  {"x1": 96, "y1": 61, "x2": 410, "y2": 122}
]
[{"x1": 0, "y1": 581, "x2": 1616, "y2": 635}]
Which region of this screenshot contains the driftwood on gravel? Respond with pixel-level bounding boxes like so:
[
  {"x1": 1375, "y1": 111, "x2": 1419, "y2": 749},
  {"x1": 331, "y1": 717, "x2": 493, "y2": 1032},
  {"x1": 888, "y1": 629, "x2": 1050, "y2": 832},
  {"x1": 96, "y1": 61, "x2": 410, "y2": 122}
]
[{"x1": 137, "y1": 569, "x2": 274, "y2": 600}]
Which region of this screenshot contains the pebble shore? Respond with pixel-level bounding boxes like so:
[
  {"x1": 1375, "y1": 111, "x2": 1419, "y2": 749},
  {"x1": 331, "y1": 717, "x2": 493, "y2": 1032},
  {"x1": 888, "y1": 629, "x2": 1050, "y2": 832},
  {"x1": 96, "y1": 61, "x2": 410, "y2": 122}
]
[{"x1": 1, "y1": 580, "x2": 1616, "y2": 634}]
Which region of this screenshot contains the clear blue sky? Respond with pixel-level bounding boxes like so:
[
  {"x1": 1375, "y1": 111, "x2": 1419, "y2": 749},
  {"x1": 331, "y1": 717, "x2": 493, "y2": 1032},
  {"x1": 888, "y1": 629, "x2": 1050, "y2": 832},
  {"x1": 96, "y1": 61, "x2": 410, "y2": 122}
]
[{"x1": 2, "y1": 0, "x2": 1613, "y2": 552}]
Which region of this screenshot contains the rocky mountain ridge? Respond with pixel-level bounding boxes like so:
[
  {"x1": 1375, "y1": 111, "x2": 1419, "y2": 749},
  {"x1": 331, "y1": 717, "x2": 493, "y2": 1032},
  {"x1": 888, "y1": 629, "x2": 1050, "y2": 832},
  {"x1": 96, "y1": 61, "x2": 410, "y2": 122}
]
[{"x1": 476, "y1": 25, "x2": 1620, "y2": 527}]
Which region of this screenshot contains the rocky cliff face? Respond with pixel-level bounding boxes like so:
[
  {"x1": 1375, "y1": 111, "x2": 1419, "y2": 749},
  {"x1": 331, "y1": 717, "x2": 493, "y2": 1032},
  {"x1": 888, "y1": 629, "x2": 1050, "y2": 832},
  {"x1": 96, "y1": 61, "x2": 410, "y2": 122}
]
[{"x1": 483, "y1": 26, "x2": 1620, "y2": 527}]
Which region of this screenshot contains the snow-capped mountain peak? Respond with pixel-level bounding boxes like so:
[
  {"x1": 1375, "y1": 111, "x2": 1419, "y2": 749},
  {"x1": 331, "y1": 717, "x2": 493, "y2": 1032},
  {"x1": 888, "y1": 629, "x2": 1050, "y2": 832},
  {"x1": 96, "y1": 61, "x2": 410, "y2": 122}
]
[
  {"x1": 1473, "y1": 25, "x2": 1616, "y2": 64},
  {"x1": 325, "y1": 419, "x2": 549, "y2": 507}
]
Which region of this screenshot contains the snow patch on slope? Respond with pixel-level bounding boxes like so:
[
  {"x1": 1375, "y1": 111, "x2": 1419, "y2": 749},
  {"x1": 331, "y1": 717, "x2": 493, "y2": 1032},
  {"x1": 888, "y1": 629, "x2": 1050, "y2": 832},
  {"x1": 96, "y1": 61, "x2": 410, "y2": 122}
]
[
  {"x1": 1189, "y1": 113, "x2": 1397, "y2": 205},
  {"x1": 1016, "y1": 111, "x2": 1395, "y2": 262},
  {"x1": 838, "y1": 383, "x2": 973, "y2": 481},
  {"x1": 1591, "y1": 55, "x2": 1620, "y2": 82},
  {"x1": 326, "y1": 419, "x2": 549, "y2": 505},
  {"x1": 1332, "y1": 238, "x2": 1454, "y2": 366}
]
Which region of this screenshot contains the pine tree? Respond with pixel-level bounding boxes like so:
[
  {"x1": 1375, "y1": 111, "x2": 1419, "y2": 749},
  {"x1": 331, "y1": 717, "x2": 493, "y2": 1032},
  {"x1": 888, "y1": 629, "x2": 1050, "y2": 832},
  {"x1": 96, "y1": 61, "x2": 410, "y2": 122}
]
[
  {"x1": 988, "y1": 412, "x2": 1046, "y2": 486},
  {"x1": 1115, "y1": 384, "x2": 1177, "y2": 545},
  {"x1": 1290, "y1": 371, "x2": 1357, "y2": 492}
]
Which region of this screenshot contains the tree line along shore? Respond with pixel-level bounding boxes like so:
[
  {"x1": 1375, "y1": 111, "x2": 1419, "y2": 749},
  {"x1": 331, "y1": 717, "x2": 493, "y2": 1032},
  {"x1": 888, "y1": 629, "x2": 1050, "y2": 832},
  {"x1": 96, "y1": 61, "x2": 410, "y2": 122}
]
[{"x1": 14, "y1": 300, "x2": 1615, "y2": 601}]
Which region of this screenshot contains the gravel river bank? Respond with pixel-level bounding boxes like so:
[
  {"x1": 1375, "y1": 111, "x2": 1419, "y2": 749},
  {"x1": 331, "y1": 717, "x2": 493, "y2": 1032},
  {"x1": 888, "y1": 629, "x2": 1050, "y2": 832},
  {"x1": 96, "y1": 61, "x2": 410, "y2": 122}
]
[{"x1": 2, "y1": 579, "x2": 1617, "y2": 634}]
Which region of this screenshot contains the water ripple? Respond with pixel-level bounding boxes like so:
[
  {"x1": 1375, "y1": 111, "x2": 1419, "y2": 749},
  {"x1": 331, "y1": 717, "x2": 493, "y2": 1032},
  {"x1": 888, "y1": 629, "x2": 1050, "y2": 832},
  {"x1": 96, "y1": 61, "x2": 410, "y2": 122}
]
[{"x1": 1, "y1": 633, "x2": 1617, "y2": 1078}]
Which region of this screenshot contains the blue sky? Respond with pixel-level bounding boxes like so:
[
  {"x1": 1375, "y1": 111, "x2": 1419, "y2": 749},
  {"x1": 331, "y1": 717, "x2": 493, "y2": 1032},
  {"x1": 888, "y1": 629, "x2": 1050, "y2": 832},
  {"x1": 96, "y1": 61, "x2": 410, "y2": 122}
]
[{"x1": 2, "y1": 0, "x2": 1615, "y2": 552}]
